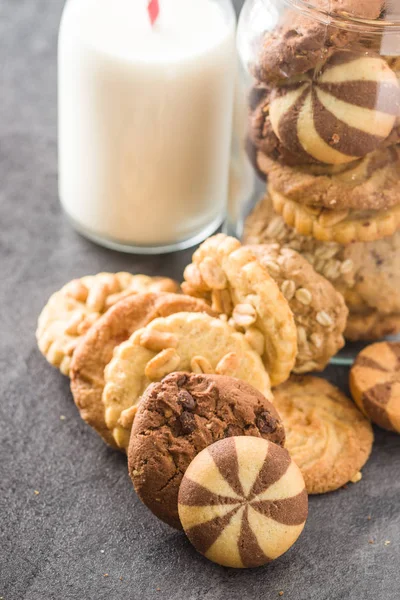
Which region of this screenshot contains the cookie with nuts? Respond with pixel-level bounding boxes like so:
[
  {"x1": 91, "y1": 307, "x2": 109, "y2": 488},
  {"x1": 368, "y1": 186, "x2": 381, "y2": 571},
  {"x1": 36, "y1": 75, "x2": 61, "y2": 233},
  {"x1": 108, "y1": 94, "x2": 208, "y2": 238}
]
[
  {"x1": 103, "y1": 312, "x2": 273, "y2": 450},
  {"x1": 182, "y1": 234, "x2": 297, "y2": 387},
  {"x1": 70, "y1": 293, "x2": 215, "y2": 449},
  {"x1": 36, "y1": 273, "x2": 179, "y2": 376},
  {"x1": 274, "y1": 376, "x2": 374, "y2": 494},
  {"x1": 247, "y1": 244, "x2": 348, "y2": 373},
  {"x1": 128, "y1": 373, "x2": 285, "y2": 529}
]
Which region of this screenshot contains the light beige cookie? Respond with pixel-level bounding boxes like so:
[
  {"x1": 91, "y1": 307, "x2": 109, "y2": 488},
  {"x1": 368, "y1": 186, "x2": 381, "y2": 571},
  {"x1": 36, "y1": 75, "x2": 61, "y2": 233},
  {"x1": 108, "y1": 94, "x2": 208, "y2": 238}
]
[
  {"x1": 243, "y1": 195, "x2": 400, "y2": 318},
  {"x1": 102, "y1": 312, "x2": 273, "y2": 450},
  {"x1": 247, "y1": 244, "x2": 348, "y2": 373},
  {"x1": 70, "y1": 293, "x2": 215, "y2": 449},
  {"x1": 36, "y1": 273, "x2": 179, "y2": 376},
  {"x1": 273, "y1": 376, "x2": 374, "y2": 494},
  {"x1": 346, "y1": 311, "x2": 400, "y2": 342},
  {"x1": 271, "y1": 187, "x2": 400, "y2": 244},
  {"x1": 182, "y1": 235, "x2": 297, "y2": 387}
]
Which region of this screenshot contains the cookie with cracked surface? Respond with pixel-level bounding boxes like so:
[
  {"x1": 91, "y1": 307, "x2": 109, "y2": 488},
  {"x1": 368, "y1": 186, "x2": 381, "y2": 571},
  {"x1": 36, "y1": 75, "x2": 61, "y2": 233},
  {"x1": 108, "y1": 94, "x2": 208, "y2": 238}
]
[
  {"x1": 247, "y1": 244, "x2": 348, "y2": 373},
  {"x1": 103, "y1": 312, "x2": 273, "y2": 451},
  {"x1": 70, "y1": 293, "x2": 215, "y2": 449},
  {"x1": 258, "y1": 145, "x2": 400, "y2": 211},
  {"x1": 346, "y1": 312, "x2": 400, "y2": 342},
  {"x1": 178, "y1": 436, "x2": 307, "y2": 567},
  {"x1": 271, "y1": 187, "x2": 400, "y2": 244},
  {"x1": 243, "y1": 194, "x2": 400, "y2": 318},
  {"x1": 273, "y1": 376, "x2": 374, "y2": 494},
  {"x1": 253, "y1": 1, "x2": 384, "y2": 84},
  {"x1": 350, "y1": 342, "x2": 400, "y2": 433},
  {"x1": 129, "y1": 373, "x2": 285, "y2": 529},
  {"x1": 182, "y1": 234, "x2": 297, "y2": 387},
  {"x1": 36, "y1": 273, "x2": 179, "y2": 376}
]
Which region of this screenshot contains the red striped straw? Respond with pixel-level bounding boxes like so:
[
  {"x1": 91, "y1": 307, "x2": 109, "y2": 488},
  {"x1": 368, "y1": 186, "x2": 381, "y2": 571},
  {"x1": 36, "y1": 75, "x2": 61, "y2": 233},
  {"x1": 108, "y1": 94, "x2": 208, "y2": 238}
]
[{"x1": 147, "y1": 0, "x2": 160, "y2": 26}]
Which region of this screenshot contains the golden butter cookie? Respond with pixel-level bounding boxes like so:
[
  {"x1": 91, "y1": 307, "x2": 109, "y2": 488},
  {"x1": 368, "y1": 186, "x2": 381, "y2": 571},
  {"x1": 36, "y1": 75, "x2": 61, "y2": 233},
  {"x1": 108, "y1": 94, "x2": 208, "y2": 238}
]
[
  {"x1": 103, "y1": 312, "x2": 273, "y2": 450},
  {"x1": 243, "y1": 194, "x2": 400, "y2": 319},
  {"x1": 182, "y1": 234, "x2": 297, "y2": 387},
  {"x1": 346, "y1": 311, "x2": 400, "y2": 342},
  {"x1": 247, "y1": 244, "x2": 348, "y2": 373},
  {"x1": 270, "y1": 187, "x2": 400, "y2": 244},
  {"x1": 70, "y1": 293, "x2": 215, "y2": 449},
  {"x1": 258, "y1": 146, "x2": 400, "y2": 211},
  {"x1": 129, "y1": 373, "x2": 285, "y2": 529},
  {"x1": 350, "y1": 342, "x2": 400, "y2": 433},
  {"x1": 178, "y1": 437, "x2": 308, "y2": 568},
  {"x1": 273, "y1": 376, "x2": 374, "y2": 494},
  {"x1": 36, "y1": 273, "x2": 179, "y2": 376}
]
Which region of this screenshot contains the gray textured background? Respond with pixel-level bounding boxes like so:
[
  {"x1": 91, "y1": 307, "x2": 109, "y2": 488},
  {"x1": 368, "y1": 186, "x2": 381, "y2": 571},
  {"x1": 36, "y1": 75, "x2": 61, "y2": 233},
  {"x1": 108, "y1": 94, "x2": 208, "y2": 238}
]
[{"x1": 1, "y1": 1, "x2": 399, "y2": 599}]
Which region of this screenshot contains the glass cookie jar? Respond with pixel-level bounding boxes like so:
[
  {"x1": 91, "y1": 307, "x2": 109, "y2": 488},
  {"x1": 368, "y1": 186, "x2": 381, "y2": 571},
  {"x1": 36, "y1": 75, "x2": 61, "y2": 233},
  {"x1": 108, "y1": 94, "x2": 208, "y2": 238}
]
[{"x1": 231, "y1": 0, "x2": 400, "y2": 355}]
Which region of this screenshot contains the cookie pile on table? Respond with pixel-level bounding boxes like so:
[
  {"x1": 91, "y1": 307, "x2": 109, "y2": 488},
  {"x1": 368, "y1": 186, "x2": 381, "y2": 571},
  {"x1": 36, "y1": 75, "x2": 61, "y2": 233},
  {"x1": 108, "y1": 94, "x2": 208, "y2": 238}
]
[
  {"x1": 245, "y1": 0, "x2": 400, "y2": 342},
  {"x1": 36, "y1": 234, "x2": 400, "y2": 568}
]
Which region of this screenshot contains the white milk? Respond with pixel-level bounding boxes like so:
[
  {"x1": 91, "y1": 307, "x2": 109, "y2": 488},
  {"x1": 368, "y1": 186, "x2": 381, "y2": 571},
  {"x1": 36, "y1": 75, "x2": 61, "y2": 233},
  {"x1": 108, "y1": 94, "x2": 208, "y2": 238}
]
[{"x1": 58, "y1": 0, "x2": 236, "y2": 251}]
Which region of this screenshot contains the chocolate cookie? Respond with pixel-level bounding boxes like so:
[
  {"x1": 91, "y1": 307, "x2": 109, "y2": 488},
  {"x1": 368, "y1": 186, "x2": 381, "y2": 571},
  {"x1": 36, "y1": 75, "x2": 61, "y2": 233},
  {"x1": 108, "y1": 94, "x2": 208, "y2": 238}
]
[
  {"x1": 128, "y1": 373, "x2": 285, "y2": 529},
  {"x1": 178, "y1": 436, "x2": 307, "y2": 568},
  {"x1": 70, "y1": 293, "x2": 215, "y2": 449},
  {"x1": 350, "y1": 342, "x2": 400, "y2": 432}
]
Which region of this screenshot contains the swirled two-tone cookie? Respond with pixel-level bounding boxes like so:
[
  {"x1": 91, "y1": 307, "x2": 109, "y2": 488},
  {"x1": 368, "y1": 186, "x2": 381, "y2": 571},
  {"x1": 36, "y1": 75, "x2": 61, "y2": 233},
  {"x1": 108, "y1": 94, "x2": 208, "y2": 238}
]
[
  {"x1": 129, "y1": 373, "x2": 285, "y2": 529},
  {"x1": 271, "y1": 188, "x2": 400, "y2": 244},
  {"x1": 70, "y1": 293, "x2": 214, "y2": 448},
  {"x1": 247, "y1": 244, "x2": 348, "y2": 373},
  {"x1": 182, "y1": 234, "x2": 297, "y2": 387},
  {"x1": 273, "y1": 376, "x2": 374, "y2": 494},
  {"x1": 36, "y1": 273, "x2": 179, "y2": 376},
  {"x1": 178, "y1": 437, "x2": 308, "y2": 568},
  {"x1": 350, "y1": 342, "x2": 400, "y2": 433},
  {"x1": 103, "y1": 312, "x2": 273, "y2": 450}
]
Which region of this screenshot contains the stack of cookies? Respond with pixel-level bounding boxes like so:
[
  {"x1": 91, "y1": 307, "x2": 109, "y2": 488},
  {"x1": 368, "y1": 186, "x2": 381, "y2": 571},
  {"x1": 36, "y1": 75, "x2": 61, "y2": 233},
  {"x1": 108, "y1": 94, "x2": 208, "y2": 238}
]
[{"x1": 245, "y1": 0, "x2": 400, "y2": 342}]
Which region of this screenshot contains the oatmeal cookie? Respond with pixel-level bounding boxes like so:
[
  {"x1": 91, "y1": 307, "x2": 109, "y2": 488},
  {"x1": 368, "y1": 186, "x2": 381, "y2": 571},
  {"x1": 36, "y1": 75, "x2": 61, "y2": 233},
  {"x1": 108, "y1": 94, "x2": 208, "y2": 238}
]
[
  {"x1": 36, "y1": 273, "x2": 178, "y2": 376},
  {"x1": 128, "y1": 373, "x2": 285, "y2": 529},
  {"x1": 103, "y1": 312, "x2": 273, "y2": 450},
  {"x1": 274, "y1": 376, "x2": 374, "y2": 494}
]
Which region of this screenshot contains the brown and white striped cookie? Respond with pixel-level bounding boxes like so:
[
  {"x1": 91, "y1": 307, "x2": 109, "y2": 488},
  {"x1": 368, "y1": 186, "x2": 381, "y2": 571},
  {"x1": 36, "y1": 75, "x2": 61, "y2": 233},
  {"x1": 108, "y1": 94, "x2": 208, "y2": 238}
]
[
  {"x1": 36, "y1": 273, "x2": 179, "y2": 376},
  {"x1": 178, "y1": 436, "x2": 308, "y2": 568},
  {"x1": 182, "y1": 234, "x2": 298, "y2": 387},
  {"x1": 274, "y1": 376, "x2": 374, "y2": 494},
  {"x1": 269, "y1": 51, "x2": 400, "y2": 165},
  {"x1": 271, "y1": 187, "x2": 400, "y2": 244},
  {"x1": 350, "y1": 342, "x2": 400, "y2": 433}
]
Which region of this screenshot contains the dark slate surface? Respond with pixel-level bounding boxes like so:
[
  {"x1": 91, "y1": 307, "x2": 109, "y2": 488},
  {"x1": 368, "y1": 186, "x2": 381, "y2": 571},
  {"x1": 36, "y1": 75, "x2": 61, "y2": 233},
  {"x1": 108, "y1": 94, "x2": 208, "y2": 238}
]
[{"x1": 1, "y1": 1, "x2": 399, "y2": 599}]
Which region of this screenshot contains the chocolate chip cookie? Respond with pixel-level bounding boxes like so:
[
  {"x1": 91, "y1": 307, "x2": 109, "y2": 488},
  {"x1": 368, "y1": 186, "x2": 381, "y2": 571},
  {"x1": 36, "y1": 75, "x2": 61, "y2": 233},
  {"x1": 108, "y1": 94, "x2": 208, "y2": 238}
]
[{"x1": 128, "y1": 373, "x2": 285, "y2": 529}]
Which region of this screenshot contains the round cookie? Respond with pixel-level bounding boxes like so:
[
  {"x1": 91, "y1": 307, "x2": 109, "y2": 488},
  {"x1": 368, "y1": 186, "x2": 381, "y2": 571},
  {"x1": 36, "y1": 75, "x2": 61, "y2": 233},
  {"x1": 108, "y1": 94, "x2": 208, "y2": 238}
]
[
  {"x1": 243, "y1": 194, "x2": 400, "y2": 319},
  {"x1": 129, "y1": 373, "x2": 286, "y2": 529},
  {"x1": 182, "y1": 234, "x2": 297, "y2": 387},
  {"x1": 258, "y1": 144, "x2": 400, "y2": 211},
  {"x1": 36, "y1": 273, "x2": 179, "y2": 376},
  {"x1": 178, "y1": 436, "x2": 308, "y2": 567},
  {"x1": 247, "y1": 244, "x2": 348, "y2": 373},
  {"x1": 103, "y1": 312, "x2": 273, "y2": 450},
  {"x1": 346, "y1": 311, "x2": 400, "y2": 342},
  {"x1": 273, "y1": 376, "x2": 374, "y2": 494},
  {"x1": 253, "y1": 1, "x2": 385, "y2": 84},
  {"x1": 70, "y1": 293, "x2": 215, "y2": 449},
  {"x1": 269, "y1": 51, "x2": 400, "y2": 165},
  {"x1": 270, "y1": 187, "x2": 400, "y2": 244},
  {"x1": 350, "y1": 342, "x2": 400, "y2": 432}
]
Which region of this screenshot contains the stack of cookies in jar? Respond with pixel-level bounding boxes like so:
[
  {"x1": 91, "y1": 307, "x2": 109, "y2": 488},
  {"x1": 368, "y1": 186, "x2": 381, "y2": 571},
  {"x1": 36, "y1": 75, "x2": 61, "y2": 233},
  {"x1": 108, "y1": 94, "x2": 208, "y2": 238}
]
[{"x1": 244, "y1": 0, "x2": 400, "y2": 342}]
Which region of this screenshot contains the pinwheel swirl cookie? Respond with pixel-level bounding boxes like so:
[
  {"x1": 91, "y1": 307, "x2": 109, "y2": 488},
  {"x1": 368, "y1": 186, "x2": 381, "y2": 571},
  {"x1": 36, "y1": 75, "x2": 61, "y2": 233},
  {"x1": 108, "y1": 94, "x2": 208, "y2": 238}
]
[
  {"x1": 274, "y1": 376, "x2": 374, "y2": 494},
  {"x1": 182, "y1": 234, "x2": 297, "y2": 387},
  {"x1": 350, "y1": 342, "x2": 400, "y2": 433},
  {"x1": 103, "y1": 312, "x2": 273, "y2": 450},
  {"x1": 248, "y1": 244, "x2": 348, "y2": 374},
  {"x1": 70, "y1": 293, "x2": 214, "y2": 448},
  {"x1": 36, "y1": 273, "x2": 178, "y2": 376},
  {"x1": 178, "y1": 437, "x2": 308, "y2": 568}
]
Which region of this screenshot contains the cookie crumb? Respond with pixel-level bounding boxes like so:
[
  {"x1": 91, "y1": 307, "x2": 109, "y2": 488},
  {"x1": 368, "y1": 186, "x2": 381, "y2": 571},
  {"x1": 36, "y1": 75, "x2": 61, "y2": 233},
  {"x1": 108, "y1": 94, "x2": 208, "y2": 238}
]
[
  {"x1": 367, "y1": 515, "x2": 371, "y2": 520},
  {"x1": 120, "y1": 577, "x2": 123, "y2": 581},
  {"x1": 103, "y1": 573, "x2": 109, "y2": 577},
  {"x1": 156, "y1": 588, "x2": 161, "y2": 592},
  {"x1": 368, "y1": 539, "x2": 375, "y2": 545},
  {"x1": 384, "y1": 540, "x2": 391, "y2": 546},
  {"x1": 60, "y1": 415, "x2": 66, "y2": 421},
  {"x1": 350, "y1": 472, "x2": 362, "y2": 484},
  {"x1": 279, "y1": 592, "x2": 284, "y2": 597},
  {"x1": 34, "y1": 490, "x2": 40, "y2": 495},
  {"x1": 100, "y1": 549, "x2": 105, "y2": 554}
]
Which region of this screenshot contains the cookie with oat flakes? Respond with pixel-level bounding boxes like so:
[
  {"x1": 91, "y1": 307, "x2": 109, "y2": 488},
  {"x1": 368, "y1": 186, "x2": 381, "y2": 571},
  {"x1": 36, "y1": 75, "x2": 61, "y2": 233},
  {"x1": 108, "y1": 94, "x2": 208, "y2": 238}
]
[{"x1": 36, "y1": 273, "x2": 179, "y2": 376}]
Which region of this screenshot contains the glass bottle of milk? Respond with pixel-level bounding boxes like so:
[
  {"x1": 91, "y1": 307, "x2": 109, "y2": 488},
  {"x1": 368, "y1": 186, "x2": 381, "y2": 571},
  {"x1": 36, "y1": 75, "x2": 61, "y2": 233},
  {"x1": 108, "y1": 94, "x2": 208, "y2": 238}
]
[{"x1": 58, "y1": 0, "x2": 236, "y2": 254}]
